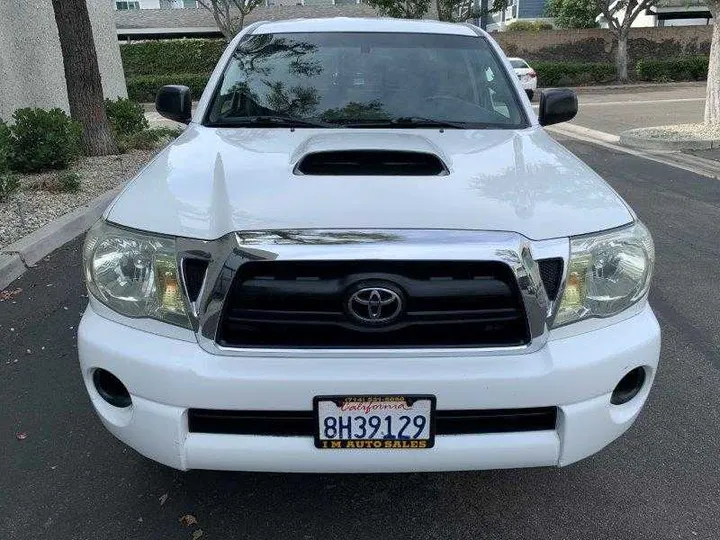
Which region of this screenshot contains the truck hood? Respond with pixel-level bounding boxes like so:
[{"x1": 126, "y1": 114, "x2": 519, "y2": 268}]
[{"x1": 107, "y1": 125, "x2": 633, "y2": 241}]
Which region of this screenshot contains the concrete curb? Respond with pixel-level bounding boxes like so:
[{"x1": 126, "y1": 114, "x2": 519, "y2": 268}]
[
  {"x1": 0, "y1": 188, "x2": 120, "y2": 291},
  {"x1": 540, "y1": 81, "x2": 706, "y2": 95},
  {"x1": 619, "y1": 130, "x2": 720, "y2": 152},
  {"x1": 548, "y1": 123, "x2": 720, "y2": 180},
  {"x1": 553, "y1": 123, "x2": 620, "y2": 144}
]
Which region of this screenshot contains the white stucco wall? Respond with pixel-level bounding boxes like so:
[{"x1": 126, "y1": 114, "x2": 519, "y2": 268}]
[
  {"x1": 0, "y1": 0, "x2": 127, "y2": 122},
  {"x1": 597, "y1": 9, "x2": 658, "y2": 28}
]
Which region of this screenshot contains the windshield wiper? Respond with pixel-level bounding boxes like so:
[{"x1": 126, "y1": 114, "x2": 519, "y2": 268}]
[
  {"x1": 337, "y1": 117, "x2": 468, "y2": 129},
  {"x1": 208, "y1": 115, "x2": 335, "y2": 128}
]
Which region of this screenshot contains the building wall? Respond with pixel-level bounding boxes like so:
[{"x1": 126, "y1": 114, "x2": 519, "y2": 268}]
[
  {"x1": 598, "y1": 8, "x2": 657, "y2": 28},
  {"x1": 0, "y1": 1, "x2": 69, "y2": 120},
  {"x1": 89, "y1": 0, "x2": 129, "y2": 100},
  {"x1": 518, "y1": 0, "x2": 548, "y2": 19},
  {"x1": 0, "y1": 0, "x2": 127, "y2": 121},
  {"x1": 493, "y1": 25, "x2": 713, "y2": 63}
]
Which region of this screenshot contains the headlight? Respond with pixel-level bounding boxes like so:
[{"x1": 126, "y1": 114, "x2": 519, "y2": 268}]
[
  {"x1": 83, "y1": 220, "x2": 190, "y2": 328},
  {"x1": 553, "y1": 222, "x2": 654, "y2": 328}
]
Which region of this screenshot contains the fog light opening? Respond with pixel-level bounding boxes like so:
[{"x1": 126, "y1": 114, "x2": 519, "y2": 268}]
[
  {"x1": 611, "y1": 367, "x2": 646, "y2": 405},
  {"x1": 93, "y1": 369, "x2": 132, "y2": 408}
]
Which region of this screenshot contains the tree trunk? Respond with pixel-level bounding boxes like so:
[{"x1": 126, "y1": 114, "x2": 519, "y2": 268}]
[
  {"x1": 480, "y1": 0, "x2": 489, "y2": 29},
  {"x1": 705, "y1": 3, "x2": 720, "y2": 124},
  {"x1": 199, "y1": 1, "x2": 233, "y2": 41},
  {"x1": 615, "y1": 30, "x2": 629, "y2": 83},
  {"x1": 51, "y1": 0, "x2": 117, "y2": 156}
]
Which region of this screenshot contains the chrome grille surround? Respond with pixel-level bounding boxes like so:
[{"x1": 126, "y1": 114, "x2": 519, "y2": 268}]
[{"x1": 175, "y1": 229, "x2": 569, "y2": 357}]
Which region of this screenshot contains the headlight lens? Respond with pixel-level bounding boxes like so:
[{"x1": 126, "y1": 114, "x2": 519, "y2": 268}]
[
  {"x1": 83, "y1": 220, "x2": 190, "y2": 328},
  {"x1": 553, "y1": 222, "x2": 654, "y2": 327}
]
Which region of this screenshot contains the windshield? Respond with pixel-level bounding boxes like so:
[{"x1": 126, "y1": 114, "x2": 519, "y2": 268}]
[{"x1": 205, "y1": 32, "x2": 527, "y2": 129}]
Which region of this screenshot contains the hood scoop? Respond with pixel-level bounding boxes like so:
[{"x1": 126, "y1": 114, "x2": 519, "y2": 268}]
[{"x1": 294, "y1": 150, "x2": 449, "y2": 176}]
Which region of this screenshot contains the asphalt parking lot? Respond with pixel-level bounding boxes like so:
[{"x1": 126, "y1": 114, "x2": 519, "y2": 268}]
[
  {"x1": 2, "y1": 136, "x2": 719, "y2": 540},
  {"x1": 569, "y1": 83, "x2": 705, "y2": 135}
]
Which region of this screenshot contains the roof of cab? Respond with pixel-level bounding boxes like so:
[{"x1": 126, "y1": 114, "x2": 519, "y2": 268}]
[{"x1": 251, "y1": 17, "x2": 481, "y2": 36}]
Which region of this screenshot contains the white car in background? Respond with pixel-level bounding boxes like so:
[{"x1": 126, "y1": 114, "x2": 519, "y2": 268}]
[{"x1": 509, "y1": 57, "x2": 537, "y2": 100}]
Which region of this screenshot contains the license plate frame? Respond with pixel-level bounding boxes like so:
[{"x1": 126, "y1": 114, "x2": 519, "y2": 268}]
[{"x1": 313, "y1": 394, "x2": 436, "y2": 450}]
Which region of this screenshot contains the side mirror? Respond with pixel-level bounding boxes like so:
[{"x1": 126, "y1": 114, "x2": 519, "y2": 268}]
[
  {"x1": 156, "y1": 85, "x2": 192, "y2": 124},
  {"x1": 538, "y1": 89, "x2": 577, "y2": 127}
]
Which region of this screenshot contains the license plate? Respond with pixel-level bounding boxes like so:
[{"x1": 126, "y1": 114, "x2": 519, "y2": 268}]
[{"x1": 314, "y1": 395, "x2": 435, "y2": 449}]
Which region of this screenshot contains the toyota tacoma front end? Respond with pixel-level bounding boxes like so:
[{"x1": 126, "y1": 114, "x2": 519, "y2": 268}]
[{"x1": 77, "y1": 18, "x2": 660, "y2": 472}]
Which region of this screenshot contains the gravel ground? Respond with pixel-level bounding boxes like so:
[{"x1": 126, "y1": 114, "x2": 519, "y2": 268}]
[
  {"x1": 628, "y1": 123, "x2": 720, "y2": 141},
  {"x1": 0, "y1": 150, "x2": 155, "y2": 249}
]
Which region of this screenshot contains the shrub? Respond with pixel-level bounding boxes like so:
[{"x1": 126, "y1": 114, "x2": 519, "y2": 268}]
[
  {"x1": 0, "y1": 119, "x2": 10, "y2": 172},
  {"x1": 9, "y1": 108, "x2": 82, "y2": 172},
  {"x1": 118, "y1": 127, "x2": 184, "y2": 152},
  {"x1": 57, "y1": 170, "x2": 81, "y2": 193},
  {"x1": 636, "y1": 56, "x2": 708, "y2": 82},
  {"x1": 533, "y1": 61, "x2": 616, "y2": 86},
  {"x1": 105, "y1": 97, "x2": 149, "y2": 137},
  {"x1": 126, "y1": 73, "x2": 210, "y2": 103},
  {"x1": 506, "y1": 21, "x2": 554, "y2": 31},
  {"x1": 120, "y1": 39, "x2": 225, "y2": 77},
  {"x1": 0, "y1": 172, "x2": 19, "y2": 201}
]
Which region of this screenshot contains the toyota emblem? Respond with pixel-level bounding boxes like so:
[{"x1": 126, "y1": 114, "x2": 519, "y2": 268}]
[{"x1": 347, "y1": 286, "x2": 404, "y2": 325}]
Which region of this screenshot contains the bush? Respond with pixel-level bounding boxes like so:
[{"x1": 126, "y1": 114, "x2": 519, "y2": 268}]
[
  {"x1": 533, "y1": 61, "x2": 616, "y2": 86},
  {"x1": 57, "y1": 170, "x2": 81, "y2": 193},
  {"x1": 0, "y1": 120, "x2": 10, "y2": 172},
  {"x1": 126, "y1": 73, "x2": 210, "y2": 103},
  {"x1": 506, "y1": 21, "x2": 554, "y2": 31},
  {"x1": 636, "y1": 56, "x2": 708, "y2": 82},
  {"x1": 118, "y1": 127, "x2": 184, "y2": 152},
  {"x1": 0, "y1": 172, "x2": 19, "y2": 201},
  {"x1": 105, "y1": 97, "x2": 149, "y2": 137},
  {"x1": 120, "y1": 39, "x2": 225, "y2": 77},
  {"x1": 9, "y1": 108, "x2": 82, "y2": 172}
]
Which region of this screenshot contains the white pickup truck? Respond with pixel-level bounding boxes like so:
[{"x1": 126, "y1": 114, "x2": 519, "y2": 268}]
[{"x1": 78, "y1": 17, "x2": 660, "y2": 472}]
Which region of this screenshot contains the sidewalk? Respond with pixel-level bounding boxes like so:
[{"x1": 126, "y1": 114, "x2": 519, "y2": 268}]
[
  {"x1": 550, "y1": 81, "x2": 706, "y2": 95},
  {"x1": 687, "y1": 148, "x2": 720, "y2": 162}
]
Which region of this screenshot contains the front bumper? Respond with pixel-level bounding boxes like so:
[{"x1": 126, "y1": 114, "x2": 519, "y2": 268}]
[{"x1": 78, "y1": 303, "x2": 661, "y2": 472}]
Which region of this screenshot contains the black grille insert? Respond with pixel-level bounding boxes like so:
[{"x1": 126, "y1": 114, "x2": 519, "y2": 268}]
[
  {"x1": 537, "y1": 258, "x2": 564, "y2": 301},
  {"x1": 295, "y1": 150, "x2": 448, "y2": 176},
  {"x1": 187, "y1": 407, "x2": 558, "y2": 436},
  {"x1": 182, "y1": 258, "x2": 210, "y2": 302},
  {"x1": 217, "y1": 260, "x2": 529, "y2": 348}
]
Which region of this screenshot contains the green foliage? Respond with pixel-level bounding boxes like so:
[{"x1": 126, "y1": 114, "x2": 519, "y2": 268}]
[
  {"x1": 636, "y1": 56, "x2": 708, "y2": 82},
  {"x1": 321, "y1": 101, "x2": 389, "y2": 122},
  {"x1": 506, "y1": 20, "x2": 554, "y2": 31},
  {"x1": 0, "y1": 120, "x2": 10, "y2": 173},
  {"x1": 120, "y1": 39, "x2": 226, "y2": 77},
  {"x1": 0, "y1": 172, "x2": 19, "y2": 201},
  {"x1": 9, "y1": 108, "x2": 82, "y2": 173},
  {"x1": 56, "y1": 170, "x2": 81, "y2": 193},
  {"x1": 119, "y1": 127, "x2": 184, "y2": 152},
  {"x1": 105, "y1": 98, "x2": 149, "y2": 137},
  {"x1": 546, "y1": 0, "x2": 599, "y2": 29},
  {"x1": 533, "y1": 61, "x2": 616, "y2": 86},
  {"x1": 126, "y1": 73, "x2": 210, "y2": 103},
  {"x1": 120, "y1": 40, "x2": 219, "y2": 102},
  {"x1": 366, "y1": 0, "x2": 430, "y2": 18}
]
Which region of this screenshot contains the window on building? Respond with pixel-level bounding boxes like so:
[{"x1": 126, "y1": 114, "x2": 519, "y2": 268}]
[
  {"x1": 115, "y1": 1, "x2": 140, "y2": 9},
  {"x1": 159, "y1": 0, "x2": 198, "y2": 7}
]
